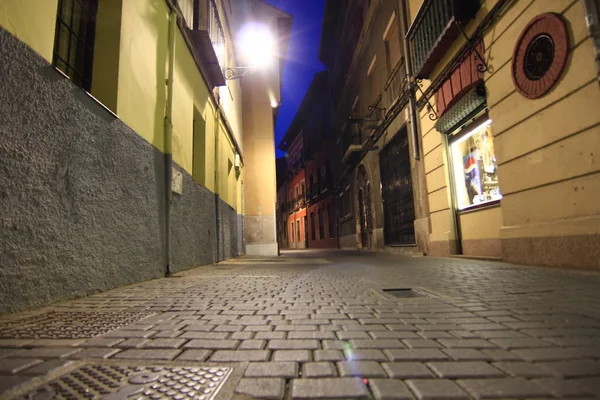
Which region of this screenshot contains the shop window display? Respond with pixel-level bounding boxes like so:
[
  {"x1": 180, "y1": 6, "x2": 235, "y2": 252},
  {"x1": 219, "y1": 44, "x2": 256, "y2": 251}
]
[{"x1": 450, "y1": 119, "x2": 502, "y2": 209}]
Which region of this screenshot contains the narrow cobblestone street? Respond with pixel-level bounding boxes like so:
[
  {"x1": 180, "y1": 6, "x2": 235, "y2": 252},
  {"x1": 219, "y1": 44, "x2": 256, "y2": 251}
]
[{"x1": 1, "y1": 251, "x2": 600, "y2": 399}]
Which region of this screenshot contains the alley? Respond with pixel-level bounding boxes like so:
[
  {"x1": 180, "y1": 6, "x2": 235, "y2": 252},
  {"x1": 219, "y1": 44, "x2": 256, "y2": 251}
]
[{"x1": 1, "y1": 251, "x2": 600, "y2": 399}]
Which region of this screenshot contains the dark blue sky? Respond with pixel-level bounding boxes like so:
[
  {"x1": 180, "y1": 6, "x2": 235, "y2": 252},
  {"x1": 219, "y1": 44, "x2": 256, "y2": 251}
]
[{"x1": 265, "y1": 0, "x2": 326, "y2": 158}]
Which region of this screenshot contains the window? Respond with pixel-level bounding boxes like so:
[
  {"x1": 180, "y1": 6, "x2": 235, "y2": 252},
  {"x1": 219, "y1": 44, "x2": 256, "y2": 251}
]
[
  {"x1": 301, "y1": 182, "x2": 305, "y2": 197},
  {"x1": 449, "y1": 118, "x2": 502, "y2": 210},
  {"x1": 296, "y1": 219, "x2": 301, "y2": 242},
  {"x1": 328, "y1": 203, "x2": 335, "y2": 238},
  {"x1": 310, "y1": 212, "x2": 316, "y2": 240},
  {"x1": 338, "y1": 194, "x2": 344, "y2": 219},
  {"x1": 291, "y1": 222, "x2": 294, "y2": 242},
  {"x1": 177, "y1": 0, "x2": 194, "y2": 29},
  {"x1": 53, "y1": 0, "x2": 99, "y2": 91},
  {"x1": 318, "y1": 209, "x2": 325, "y2": 239},
  {"x1": 384, "y1": 15, "x2": 402, "y2": 75},
  {"x1": 295, "y1": 185, "x2": 299, "y2": 197},
  {"x1": 344, "y1": 187, "x2": 352, "y2": 217},
  {"x1": 367, "y1": 56, "x2": 379, "y2": 106}
]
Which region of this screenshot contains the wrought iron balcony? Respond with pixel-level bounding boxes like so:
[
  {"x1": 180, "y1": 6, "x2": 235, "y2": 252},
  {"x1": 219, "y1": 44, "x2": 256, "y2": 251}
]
[
  {"x1": 407, "y1": 0, "x2": 480, "y2": 79},
  {"x1": 342, "y1": 133, "x2": 363, "y2": 165}
]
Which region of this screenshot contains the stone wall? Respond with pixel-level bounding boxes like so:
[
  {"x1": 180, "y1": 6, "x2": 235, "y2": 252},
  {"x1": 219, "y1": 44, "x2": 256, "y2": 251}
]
[{"x1": 0, "y1": 28, "x2": 240, "y2": 313}]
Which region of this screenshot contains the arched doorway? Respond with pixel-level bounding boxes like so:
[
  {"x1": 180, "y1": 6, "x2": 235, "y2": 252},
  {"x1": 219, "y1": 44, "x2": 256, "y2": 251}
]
[{"x1": 356, "y1": 165, "x2": 373, "y2": 249}]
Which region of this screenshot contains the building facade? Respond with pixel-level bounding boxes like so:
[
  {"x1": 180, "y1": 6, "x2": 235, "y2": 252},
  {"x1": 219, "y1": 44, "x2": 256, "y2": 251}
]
[
  {"x1": 320, "y1": 0, "x2": 430, "y2": 254},
  {"x1": 0, "y1": 0, "x2": 290, "y2": 313},
  {"x1": 407, "y1": 0, "x2": 600, "y2": 268},
  {"x1": 277, "y1": 72, "x2": 338, "y2": 250}
]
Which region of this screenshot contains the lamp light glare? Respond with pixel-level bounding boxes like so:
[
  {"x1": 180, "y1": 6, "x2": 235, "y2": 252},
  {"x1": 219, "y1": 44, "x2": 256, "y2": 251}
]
[{"x1": 238, "y1": 23, "x2": 276, "y2": 68}]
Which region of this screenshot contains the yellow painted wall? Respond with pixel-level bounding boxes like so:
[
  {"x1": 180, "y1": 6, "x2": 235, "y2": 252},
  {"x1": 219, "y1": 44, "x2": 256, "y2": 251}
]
[
  {"x1": 458, "y1": 207, "x2": 502, "y2": 240},
  {"x1": 0, "y1": 0, "x2": 58, "y2": 62},
  {"x1": 117, "y1": 0, "x2": 169, "y2": 152}
]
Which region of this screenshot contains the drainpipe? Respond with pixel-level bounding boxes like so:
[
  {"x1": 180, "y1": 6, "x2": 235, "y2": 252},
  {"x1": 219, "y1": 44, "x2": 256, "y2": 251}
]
[
  {"x1": 214, "y1": 104, "x2": 221, "y2": 263},
  {"x1": 164, "y1": 9, "x2": 177, "y2": 276},
  {"x1": 398, "y1": 0, "x2": 421, "y2": 160},
  {"x1": 582, "y1": 0, "x2": 600, "y2": 82}
]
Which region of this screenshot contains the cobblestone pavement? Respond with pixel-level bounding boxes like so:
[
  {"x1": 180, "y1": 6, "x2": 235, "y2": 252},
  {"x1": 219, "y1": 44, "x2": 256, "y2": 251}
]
[{"x1": 1, "y1": 250, "x2": 600, "y2": 399}]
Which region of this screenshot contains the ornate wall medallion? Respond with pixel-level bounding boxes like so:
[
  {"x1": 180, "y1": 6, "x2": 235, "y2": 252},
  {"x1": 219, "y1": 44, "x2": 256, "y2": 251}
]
[{"x1": 512, "y1": 13, "x2": 570, "y2": 99}]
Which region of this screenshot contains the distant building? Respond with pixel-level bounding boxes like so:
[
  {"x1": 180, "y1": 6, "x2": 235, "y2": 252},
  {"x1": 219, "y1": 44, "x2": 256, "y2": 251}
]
[{"x1": 277, "y1": 71, "x2": 338, "y2": 250}]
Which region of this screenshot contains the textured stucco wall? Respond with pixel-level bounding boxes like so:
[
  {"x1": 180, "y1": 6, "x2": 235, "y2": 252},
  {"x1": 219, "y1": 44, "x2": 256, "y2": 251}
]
[{"x1": 0, "y1": 28, "x2": 241, "y2": 313}]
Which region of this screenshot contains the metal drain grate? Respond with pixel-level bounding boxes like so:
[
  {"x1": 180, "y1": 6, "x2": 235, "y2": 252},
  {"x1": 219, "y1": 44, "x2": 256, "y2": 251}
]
[
  {"x1": 382, "y1": 288, "x2": 425, "y2": 298},
  {"x1": 0, "y1": 311, "x2": 155, "y2": 339},
  {"x1": 17, "y1": 364, "x2": 232, "y2": 400}
]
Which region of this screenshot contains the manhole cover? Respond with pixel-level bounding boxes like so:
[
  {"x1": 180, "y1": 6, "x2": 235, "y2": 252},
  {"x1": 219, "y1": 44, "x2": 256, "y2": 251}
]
[
  {"x1": 382, "y1": 288, "x2": 425, "y2": 298},
  {"x1": 0, "y1": 311, "x2": 155, "y2": 339},
  {"x1": 15, "y1": 364, "x2": 232, "y2": 400}
]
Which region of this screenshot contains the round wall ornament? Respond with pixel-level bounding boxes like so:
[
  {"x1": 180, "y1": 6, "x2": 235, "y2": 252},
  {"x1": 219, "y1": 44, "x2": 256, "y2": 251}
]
[{"x1": 512, "y1": 13, "x2": 570, "y2": 99}]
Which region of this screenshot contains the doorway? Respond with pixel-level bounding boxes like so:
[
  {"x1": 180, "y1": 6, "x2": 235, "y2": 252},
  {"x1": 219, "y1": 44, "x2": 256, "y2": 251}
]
[{"x1": 357, "y1": 165, "x2": 373, "y2": 249}]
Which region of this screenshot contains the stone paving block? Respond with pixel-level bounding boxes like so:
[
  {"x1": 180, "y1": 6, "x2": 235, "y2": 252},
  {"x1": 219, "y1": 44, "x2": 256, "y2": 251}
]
[
  {"x1": 343, "y1": 324, "x2": 389, "y2": 331},
  {"x1": 415, "y1": 331, "x2": 454, "y2": 339},
  {"x1": 20, "y1": 359, "x2": 73, "y2": 375},
  {"x1": 112, "y1": 349, "x2": 181, "y2": 360},
  {"x1": 533, "y1": 377, "x2": 598, "y2": 397},
  {"x1": 512, "y1": 347, "x2": 585, "y2": 361},
  {"x1": 255, "y1": 331, "x2": 286, "y2": 340},
  {"x1": 416, "y1": 324, "x2": 461, "y2": 331},
  {"x1": 427, "y1": 361, "x2": 505, "y2": 378},
  {"x1": 102, "y1": 330, "x2": 156, "y2": 338},
  {"x1": 406, "y1": 379, "x2": 470, "y2": 399},
  {"x1": 359, "y1": 318, "x2": 401, "y2": 325},
  {"x1": 474, "y1": 330, "x2": 528, "y2": 339},
  {"x1": 448, "y1": 331, "x2": 480, "y2": 339},
  {"x1": 350, "y1": 339, "x2": 405, "y2": 349},
  {"x1": 544, "y1": 336, "x2": 600, "y2": 347},
  {"x1": 492, "y1": 361, "x2": 555, "y2": 377},
  {"x1": 268, "y1": 339, "x2": 319, "y2": 350},
  {"x1": 0, "y1": 348, "x2": 19, "y2": 358},
  {"x1": 182, "y1": 324, "x2": 215, "y2": 331},
  {"x1": 384, "y1": 349, "x2": 449, "y2": 361},
  {"x1": 140, "y1": 338, "x2": 188, "y2": 349},
  {"x1": 183, "y1": 339, "x2": 239, "y2": 349},
  {"x1": 314, "y1": 349, "x2": 345, "y2": 362},
  {"x1": 460, "y1": 323, "x2": 506, "y2": 331},
  {"x1": 442, "y1": 349, "x2": 491, "y2": 361},
  {"x1": 238, "y1": 339, "x2": 266, "y2": 350},
  {"x1": 210, "y1": 349, "x2": 271, "y2": 362},
  {"x1": 337, "y1": 361, "x2": 387, "y2": 378},
  {"x1": 386, "y1": 324, "x2": 419, "y2": 331},
  {"x1": 302, "y1": 362, "x2": 337, "y2": 377},
  {"x1": 245, "y1": 361, "x2": 298, "y2": 378},
  {"x1": 79, "y1": 338, "x2": 124, "y2": 348},
  {"x1": 437, "y1": 339, "x2": 496, "y2": 349},
  {"x1": 122, "y1": 324, "x2": 155, "y2": 331},
  {"x1": 322, "y1": 340, "x2": 350, "y2": 350},
  {"x1": 275, "y1": 325, "x2": 316, "y2": 331},
  {"x1": 68, "y1": 348, "x2": 121, "y2": 359},
  {"x1": 488, "y1": 337, "x2": 554, "y2": 349},
  {"x1": 291, "y1": 319, "x2": 330, "y2": 325},
  {"x1": 236, "y1": 378, "x2": 285, "y2": 400},
  {"x1": 457, "y1": 378, "x2": 552, "y2": 398},
  {"x1": 368, "y1": 379, "x2": 415, "y2": 400},
  {"x1": 337, "y1": 331, "x2": 371, "y2": 340},
  {"x1": 288, "y1": 331, "x2": 336, "y2": 340},
  {"x1": 244, "y1": 325, "x2": 274, "y2": 332},
  {"x1": 213, "y1": 325, "x2": 244, "y2": 332},
  {"x1": 481, "y1": 349, "x2": 523, "y2": 361},
  {"x1": 150, "y1": 330, "x2": 182, "y2": 338},
  {"x1": 175, "y1": 349, "x2": 212, "y2": 361},
  {"x1": 12, "y1": 347, "x2": 82, "y2": 359},
  {"x1": 0, "y1": 375, "x2": 33, "y2": 393},
  {"x1": 344, "y1": 349, "x2": 388, "y2": 361},
  {"x1": 180, "y1": 331, "x2": 229, "y2": 339},
  {"x1": 0, "y1": 340, "x2": 34, "y2": 348},
  {"x1": 382, "y1": 362, "x2": 435, "y2": 379},
  {"x1": 539, "y1": 359, "x2": 600, "y2": 377},
  {"x1": 114, "y1": 338, "x2": 148, "y2": 348},
  {"x1": 272, "y1": 350, "x2": 311, "y2": 362},
  {"x1": 403, "y1": 339, "x2": 443, "y2": 349},
  {"x1": 291, "y1": 377, "x2": 369, "y2": 399}
]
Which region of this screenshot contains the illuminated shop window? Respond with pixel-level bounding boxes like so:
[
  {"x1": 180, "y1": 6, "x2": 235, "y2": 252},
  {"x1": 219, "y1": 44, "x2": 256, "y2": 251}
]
[{"x1": 450, "y1": 119, "x2": 502, "y2": 210}]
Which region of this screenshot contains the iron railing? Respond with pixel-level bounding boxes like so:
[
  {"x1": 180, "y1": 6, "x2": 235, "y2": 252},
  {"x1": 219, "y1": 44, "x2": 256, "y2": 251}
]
[
  {"x1": 383, "y1": 59, "x2": 407, "y2": 108},
  {"x1": 407, "y1": 0, "x2": 480, "y2": 78},
  {"x1": 207, "y1": 0, "x2": 226, "y2": 69}
]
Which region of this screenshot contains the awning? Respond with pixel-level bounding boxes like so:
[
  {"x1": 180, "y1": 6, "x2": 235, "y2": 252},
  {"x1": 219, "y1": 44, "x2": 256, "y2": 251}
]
[{"x1": 434, "y1": 83, "x2": 487, "y2": 134}]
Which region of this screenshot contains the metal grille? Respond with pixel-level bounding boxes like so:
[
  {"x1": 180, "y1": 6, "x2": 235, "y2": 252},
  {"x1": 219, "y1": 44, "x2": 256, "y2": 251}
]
[
  {"x1": 53, "y1": 0, "x2": 98, "y2": 91},
  {"x1": 383, "y1": 288, "x2": 425, "y2": 298},
  {"x1": 18, "y1": 364, "x2": 232, "y2": 400},
  {"x1": 0, "y1": 311, "x2": 155, "y2": 339},
  {"x1": 379, "y1": 128, "x2": 416, "y2": 245}
]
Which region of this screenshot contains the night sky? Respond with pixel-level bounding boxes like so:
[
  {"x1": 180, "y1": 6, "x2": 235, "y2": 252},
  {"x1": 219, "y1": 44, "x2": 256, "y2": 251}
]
[{"x1": 264, "y1": 0, "x2": 326, "y2": 158}]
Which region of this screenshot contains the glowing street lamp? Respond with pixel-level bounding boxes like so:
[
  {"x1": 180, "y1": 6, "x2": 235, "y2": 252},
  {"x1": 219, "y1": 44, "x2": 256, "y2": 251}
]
[{"x1": 224, "y1": 23, "x2": 276, "y2": 80}]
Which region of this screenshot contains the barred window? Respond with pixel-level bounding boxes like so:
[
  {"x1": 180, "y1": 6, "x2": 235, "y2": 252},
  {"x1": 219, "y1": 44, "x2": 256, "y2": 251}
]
[{"x1": 53, "y1": 0, "x2": 98, "y2": 91}]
